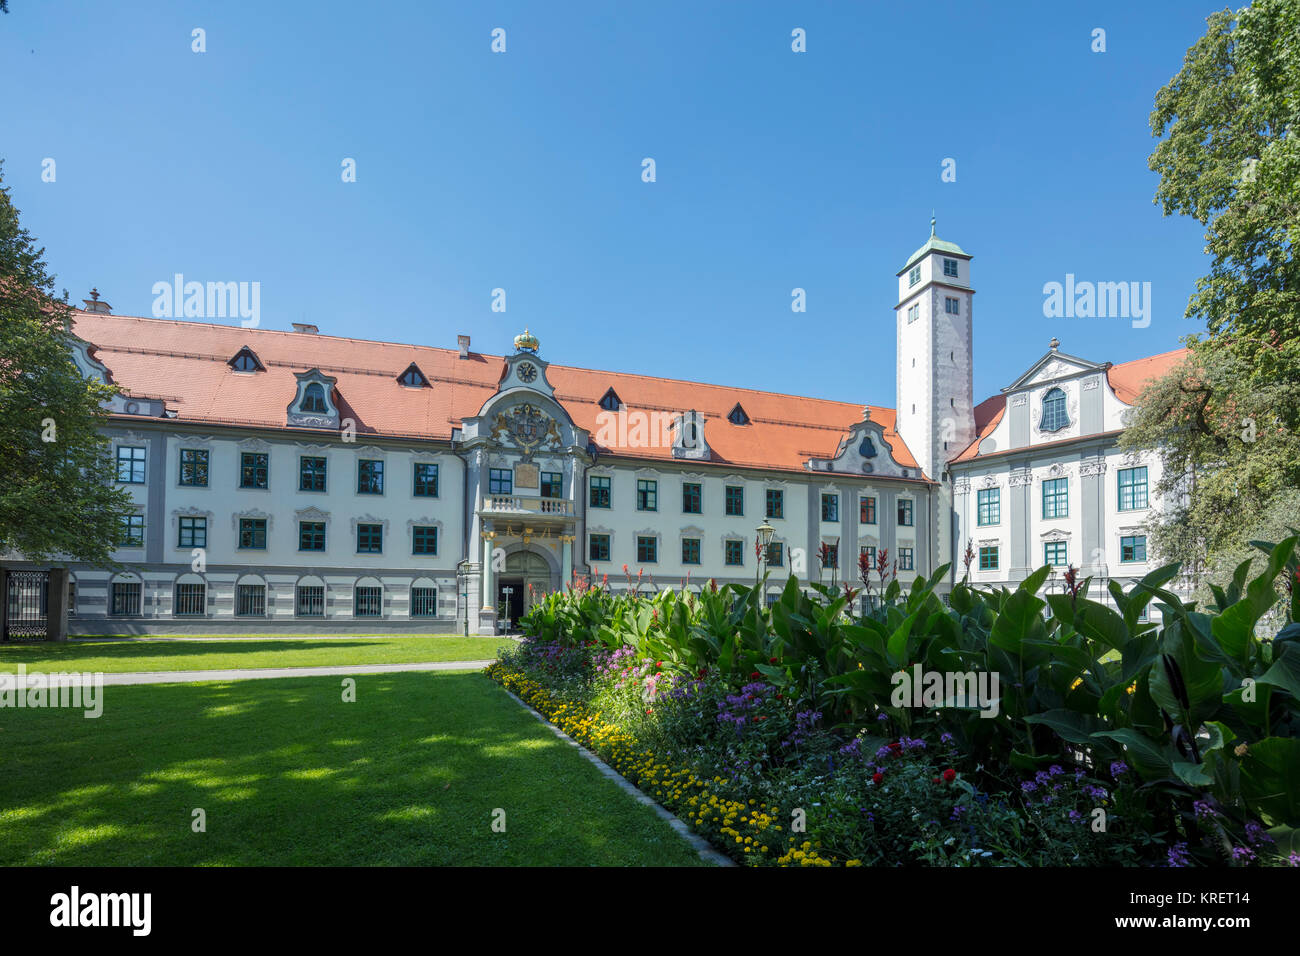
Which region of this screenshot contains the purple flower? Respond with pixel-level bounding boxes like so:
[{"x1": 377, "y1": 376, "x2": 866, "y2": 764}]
[
  {"x1": 1231, "y1": 846, "x2": 1256, "y2": 864},
  {"x1": 940, "y1": 732, "x2": 954, "y2": 744},
  {"x1": 1193, "y1": 800, "x2": 1218, "y2": 820},
  {"x1": 950, "y1": 805, "x2": 968, "y2": 821},
  {"x1": 1068, "y1": 809, "x2": 1082, "y2": 823},
  {"x1": 1048, "y1": 764, "x2": 1063, "y2": 776},
  {"x1": 1245, "y1": 821, "x2": 1273, "y2": 846},
  {"x1": 1167, "y1": 842, "x2": 1191, "y2": 868},
  {"x1": 1109, "y1": 761, "x2": 1128, "y2": 778},
  {"x1": 1021, "y1": 780, "x2": 1038, "y2": 794},
  {"x1": 1289, "y1": 853, "x2": 1300, "y2": 867}
]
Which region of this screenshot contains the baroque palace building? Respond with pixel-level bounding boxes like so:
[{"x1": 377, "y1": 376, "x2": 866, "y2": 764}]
[{"x1": 51, "y1": 223, "x2": 1186, "y2": 634}]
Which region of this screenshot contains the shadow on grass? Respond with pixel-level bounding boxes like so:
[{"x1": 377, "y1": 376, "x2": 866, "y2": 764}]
[{"x1": 0, "y1": 672, "x2": 704, "y2": 867}]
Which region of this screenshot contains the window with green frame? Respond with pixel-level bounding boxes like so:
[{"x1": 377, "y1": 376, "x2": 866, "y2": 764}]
[
  {"x1": 239, "y1": 452, "x2": 268, "y2": 489},
  {"x1": 299, "y1": 521, "x2": 326, "y2": 551},
  {"x1": 413, "y1": 462, "x2": 439, "y2": 497},
  {"x1": 1118, "y1": 467, "x2": 1148, "y2": 511},
  {"x1": 766, "y1": 542, "x2": 784, "y2": 567},
  {"x1": 356, "y1": 523, "x2": 383, "y2": 554},
  {"x1": 725, "y1": 485, "x2": 744, "y2": 516},
  {"x1": 238, "y1": 517, "x2": 267, "y2": 550},
  {"x1": 681, "y1": 538, "x2": 701, "y2": 564},
  {"x1": 1042, "y1": 477, "x2": 1068, "y2": 519},
  {"x1": 976, "y1": 488, "x2": 999, "y2": 526},
  {"x1": 179, "y1": 448, "x2": 208, "y2": 487},
  {"x1": 682, "y1": 482, "x2": 702, "y2": 514},
  {"x1": 299, "y1": 456, "x2": 327, "y2": 492},
  {"x1": 589, "y1": 475, "x2": 611, "y2": 508},
  {"x1": 589, "y1": 533, "x2": 610, "y2": 561},
  {"x1": 540, "y1": 471, "x2": 563, "y2": 498},
  {"x1": 978, "y1": 546, "x2": 998, "y2": 570},
  {"x1": 178, "y1": 516, "x2": 206, "y2": 549},
  {"x1": 116, "y1": 446, "x2": 146, "y2": 483},
  {"x1": 358, "y1": 459, "x2": 384, "y2": 495},
  {"x1": 412, "y1": 526, "x2": 438, "y2": 555},
  {"x1": 636, "y1": 479, "x2": 657, "y2": 511},
  {"x1": 766, "y1": 488, "x2": 784, "y2": 519},
  {"x1": 1044, "y1": 541, "x2": 1067, "y2": 567},
  {"x1": 636, "y1": 536, "x2": 658, "y2": 563},
  {"x1": 1120, "y1": 535, "x2": 1147, "y2": 563},
  {"x1": 724, "y1": 539, "x2": 744, "y2": 565},
  {"x1": 821, "y1": 493, "x2": 839, "y2": 522},
  {"x1": 118, "y1": 515, "x2": 145, "y2": 548},
  {"x1": 860, "y1": 495, "x2": 877, "y2": 524}
]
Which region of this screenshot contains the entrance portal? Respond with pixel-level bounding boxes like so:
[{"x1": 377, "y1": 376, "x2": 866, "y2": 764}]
[{"x1": 499, "y1": 550, "x2": 555, "y2": 626}]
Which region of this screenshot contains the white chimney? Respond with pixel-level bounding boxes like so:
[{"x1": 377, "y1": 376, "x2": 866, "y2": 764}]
[
  {"x1": 292, "y1": 323, "x2": 319, "y2": 334},
  {"x1": 457, "y1": 334, "x2": 470, "y2": 359}
]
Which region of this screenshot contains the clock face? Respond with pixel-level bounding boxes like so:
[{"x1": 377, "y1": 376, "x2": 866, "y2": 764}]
[{"x1": 517, "y1": 362, "x2": 538, "y2": 383}]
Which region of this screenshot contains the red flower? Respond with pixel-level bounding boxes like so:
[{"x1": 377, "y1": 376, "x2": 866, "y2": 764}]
[
  {"x1": 942, "y1": 768, "x2": 956, "y2": 783},
  {"x1": 932, "y1": 776, "x2": 941, "y2": 783},
  {"x1": 656, "y1": 661, "x2": 663, "y2": 669},
  {"x1": 888, "y1": 741, "x2": 902, "y2": 753},
  {"x1": 872, "y1": 772, "x2": 883, "y2": 785},
  {"x1": 750, "y1": 671, "x2": 760, "y2": 679},
  {"x1": 769, "y1": 656, "x2": 778, "y2": 664}
]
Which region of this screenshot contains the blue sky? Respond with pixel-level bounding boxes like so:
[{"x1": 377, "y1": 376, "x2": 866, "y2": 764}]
[{"x1": 2, "y1": 0, "x2": 1215, "y2": 406}]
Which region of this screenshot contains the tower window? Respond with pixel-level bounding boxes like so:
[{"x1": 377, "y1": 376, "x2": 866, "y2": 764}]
[
  {"x1": 908, "y1": 265, "x2": 921, "y2": 287},
  {"x1": 945, "y1": 297, "x2": 959, "y2": 315},
  {"x1": 1040, "y1": 387, "x2": 1069, "y2": 432},
  {"x1": 907, "y1": 304, "x2": 920, "y2": 323},
  {"x1": 943, "y1": 258, "x2": 959, "y2": 278}
]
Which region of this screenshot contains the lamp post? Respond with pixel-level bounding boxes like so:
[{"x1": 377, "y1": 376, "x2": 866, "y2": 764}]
[{"x1": 755, "y1": 520, "x2": 776, "y2": 591}]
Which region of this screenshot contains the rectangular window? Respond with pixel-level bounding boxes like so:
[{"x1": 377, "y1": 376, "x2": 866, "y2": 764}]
[
  {"x1": 589, "y1": 533, "x2": 610, "y2": 562},
  {"x1": 725, "y1": 485, "x2": 744, "y2": 516},
  {"x1": 300, "y1": 456, "x2": 327, "y2": 492},
  {"x1": 907, "y1": 303, "x2": 920, "y2": 323},
  {"x1": 489, "y1": 468, "x2": 512, "y2": 496},
  {"x1": 908, "y1": 265, "x2": 921, "y2": 287},
  {"x1": 413, "y1": 525, "x2": 438, "y2": 555},
  {"x1": 682, "y1": 482, "x2": 702, "y2": 514},
  {"x1": 1121, "y1": 535, "x2": 1147, "y2": 563},
  {"x1": 978, "y1": 546, "x2": 999, "y2": 571},
  {"x1": 238, "y1": 518, "x2": 267, "y2": 550},
  {"x1": 358, "y1": 459, "x2": 384, "y2": 495},
  {"x1": 296, "y1": 585, "x2": 325, "y2": 617},
  {"x1": 116, "y1": 446, "x2": 146, "y2": 484},
  {"x1": 636, "y1": 479, "x2": 658, "y2": 511},
  {"x1": 1045, "y1": 541, "x2": 1068, "y2": 567},
  {"x1": 821, "y1": 493, "x2": 839, "y2": 522},
  {"x1": 411, "y1": 587, "x2": 438, "y2": 618},
  {"x1": 179, "y1": 448, "x2": 208, "y2": 487},
  {"x1": 860, "y1": 545, "x2": 877, "y2": 566},
  {"x1": 119, "y1": 515, "x2": 145, "y2": 548},
  {"x1": 976, "y1": 488, "x2": 1000, "y2": 526},
  {"x1": 413, "y1": 462, "x2": 440, "y2": 497},
  {"x1": 724, "y1": 539, "x2": 744, "y2": 566},
  {"x1": 898, "y1": 499, "x2": 914, "y2": 526},
  {"x1": 681, "y1": 538, "x2": 701, "y2": 565},
  {"x1": 178, "y1": 516, "x2": 207, "y2": 549},
  {"x1": 540, "y1": 471, "x2": 563, "y2": 499},
  {"x1": 945, "y1": 296, "x2": 959, "y2": 315},
  {"x1": 943, "y1": 258, "x2": 959, "y2": 278},
  {"x1": 236, "y1": 584, "x2": 266, "y2": 617},
  {"x1": 299, "y1": 521, "x2": 326, "y2": 552},
  {"x1": 174, "y1": 582, "x2": 206, "y2": 616},
  {"x1": 1118, "y1": 467, "x2": 1148, "y2": 511},
  {"x1": 767, "y1": 542, "x2": 784, "y2": 567},
  {"x1": 357, "y1": 523, "x2": 383, "y2": 554},
  {"x1": 354, "y1": 586, "x2": 382, "y2": 618},
  {"x1": 860, "y1": 496, "x2": 877, "y2": 524},
  {"x1": 239, "y1": 452, "x2": 268, "y2": 489},
  {"x1": 765, "y1": 488, "x2": 784, "y2": 519},
  {"x1": 589, "y1": 475, "x2": 610, "y2": 508},
  {"x1": 636, "y1": 536, "x2": 657, "y2": 563},
  {"x1": 1042, "y1": 477, "x2": 1069, "y2": 519},
  {"x1": 898, "y1": 547, "x2": 915, "y2": 571},
  {"x1": 110, "y1": 581, "x2": 141, "y2": 616}
]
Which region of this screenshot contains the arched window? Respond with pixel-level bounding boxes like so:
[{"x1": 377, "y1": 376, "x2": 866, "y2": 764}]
[
  {"x1": 302, "y1": 383, "x2": 327, "y2": 413},
  {"x1": 1040, "y1": 387, "x2": 1069, "y2": 432}
]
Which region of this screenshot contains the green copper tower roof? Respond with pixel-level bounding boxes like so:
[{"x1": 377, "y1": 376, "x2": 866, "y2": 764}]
[{"x1": 898, "y1": 215, "x2": 970, "y2": 273}]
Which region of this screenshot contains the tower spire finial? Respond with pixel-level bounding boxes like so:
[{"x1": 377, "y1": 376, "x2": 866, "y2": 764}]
[{"x1": 930, "y1": 211, "x2": 936, "y2": 236}]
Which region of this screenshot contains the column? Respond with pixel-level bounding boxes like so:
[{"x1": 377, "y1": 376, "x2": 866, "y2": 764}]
[{"x1": 561, "y1": 535, "x2": 573, "y2": 585}]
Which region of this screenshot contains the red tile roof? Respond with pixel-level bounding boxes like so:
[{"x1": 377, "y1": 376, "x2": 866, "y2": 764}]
[
  {"x1": 71, "y1": 312, "x2": 924, "y2": 478},
  {"x1": 948, "y1": 348, "x2": 1188, "y2": 464}
]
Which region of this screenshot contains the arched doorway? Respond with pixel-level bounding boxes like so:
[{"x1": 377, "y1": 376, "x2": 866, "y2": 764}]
[{"x1": 498, "y1": 549, "x2": 554, "y2": 626}]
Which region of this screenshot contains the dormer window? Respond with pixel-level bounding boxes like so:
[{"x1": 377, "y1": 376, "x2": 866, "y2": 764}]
[
  {"x1": 398, "y1": 363, "x2": 429, "y2": 388},
  {"x1": 302, "y1": 383, "x2": 327, "y2": 413},
  {"x1": 727, "y1": 403, "x2": 750, "y2": 426},
  {"x1": 1040, "y1": 387, "x2": 1069, "y2": 432},
  {"x1": 228, "y1": 346, "x2": 264, "y2": 373},
  {"x1": 598, "y1": 388, "x2": 622, "y2": 412}
]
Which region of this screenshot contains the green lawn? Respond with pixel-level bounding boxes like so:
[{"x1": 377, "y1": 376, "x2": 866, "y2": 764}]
[
  {"x1": 0, "y1": 636, "x2": 512, "y2": 673},
  {"x1": 0, "y1": 671, "x2": 708, "y2": 866}
]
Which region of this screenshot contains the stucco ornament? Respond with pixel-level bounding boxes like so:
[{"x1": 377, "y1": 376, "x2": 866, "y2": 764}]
[{"x1": 490, "y1": 403, "x2": 562, "y2": 460}]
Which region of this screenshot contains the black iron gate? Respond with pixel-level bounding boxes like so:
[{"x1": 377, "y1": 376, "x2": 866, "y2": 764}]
[{"x1": 2, "y1": 570, "x2": 50, "y2": 641}]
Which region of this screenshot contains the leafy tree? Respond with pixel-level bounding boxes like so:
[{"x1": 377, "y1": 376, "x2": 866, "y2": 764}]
[
  {"x1": 0, "y1": 160, "x2": 135, "y2": 565},
  {"x1": 1122, "y1": 1, "x2": 1300, "y2": 589}
]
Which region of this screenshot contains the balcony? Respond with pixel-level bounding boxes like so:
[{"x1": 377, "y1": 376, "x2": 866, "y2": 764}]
[{"x1": 482, "y1": 495, "x2": 573, "y2": 516}]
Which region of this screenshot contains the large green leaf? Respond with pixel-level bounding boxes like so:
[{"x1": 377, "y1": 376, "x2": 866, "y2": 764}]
[
  {"x1": 1093, "y1": 728, "x2": 1175, "y2": 782},
  {"x1": 1023, "y1": 709, "x2": 1107, "y2": 745},
  {"x1": 1258, "y1": 642, "x2": 1300, "y2": 700},
  {"x1": 1238, "y1": 737, "x2": 1300, "y2": 827}
]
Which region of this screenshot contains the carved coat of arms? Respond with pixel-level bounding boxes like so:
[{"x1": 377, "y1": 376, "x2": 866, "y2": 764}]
[{"x1": 491, "y1": 403, "x2": 562, "y2": 460}]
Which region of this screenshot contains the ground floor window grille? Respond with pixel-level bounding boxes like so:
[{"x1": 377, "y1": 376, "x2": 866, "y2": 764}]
[
  {"x1": 410, "y1": 587, "x2": 438, "y2": 618},
  {"x1": 236, "y1": 584, "x2": 266, "y2": 617},
  {"x1": 355, "y1": 586, "x2": 382, "y2": 617},
  {"x1": 110, "y1": 582, "x2": 142, "y2": 616},
  {"x1": 296, "y1": 586, "x2": 325, "y2": 617},
  {"x1": 175, "y1": 582, "x2": 206, "y2": 616}
]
